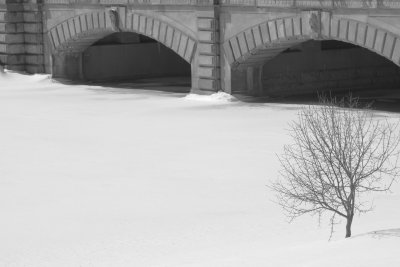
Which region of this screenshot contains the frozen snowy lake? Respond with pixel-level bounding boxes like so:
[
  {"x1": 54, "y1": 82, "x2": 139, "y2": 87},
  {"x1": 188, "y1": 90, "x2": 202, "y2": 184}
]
[{"x1": 0, "y1": 72, "x2": 399, "y2": 266}]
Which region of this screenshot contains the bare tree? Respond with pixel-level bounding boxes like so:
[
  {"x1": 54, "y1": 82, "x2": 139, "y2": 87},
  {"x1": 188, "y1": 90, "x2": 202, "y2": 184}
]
[{"x1": 271, "y1": 95, "x2": 400, "y2": 238}]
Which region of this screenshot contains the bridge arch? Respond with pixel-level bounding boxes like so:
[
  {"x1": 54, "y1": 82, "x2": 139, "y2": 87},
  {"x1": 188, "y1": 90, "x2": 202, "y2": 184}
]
[
  {"x1": 223, "y1": 15, "x2": 400, "y2": 70},
  {"x1": 48, "y1": 10, "x2": 197, "y2": 64},
  {"x1": 223, "y1": 14, "x2": 400, "y2": 96}
]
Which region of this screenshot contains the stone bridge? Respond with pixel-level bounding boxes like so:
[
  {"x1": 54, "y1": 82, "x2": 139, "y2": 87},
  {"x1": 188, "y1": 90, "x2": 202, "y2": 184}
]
[{"x1": 1, "y1": 0, "x2": 400, "y2": 95}]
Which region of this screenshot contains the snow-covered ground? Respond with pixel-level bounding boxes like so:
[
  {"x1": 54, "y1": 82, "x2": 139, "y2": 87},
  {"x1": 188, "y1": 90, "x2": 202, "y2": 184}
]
[{"x1": 0, "y1": 72, "x2": 399, "y2": 266}]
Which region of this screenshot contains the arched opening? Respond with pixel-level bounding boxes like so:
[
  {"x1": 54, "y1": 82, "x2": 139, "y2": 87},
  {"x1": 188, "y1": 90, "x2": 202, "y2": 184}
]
[
  {"x1": 83, "y1": 32, "x2": 191, "y2": 89},
  {"x1": 52, "y1": 31, "x2": 191, "y2": 93},
  {"x1": 232, "y1": 40, "x2": 400, "y2": 102}
]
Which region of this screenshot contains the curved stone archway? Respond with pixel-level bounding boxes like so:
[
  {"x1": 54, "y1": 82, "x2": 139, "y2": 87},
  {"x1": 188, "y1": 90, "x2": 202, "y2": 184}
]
[
  {"x1": 48, "y1": 10, "x2": 197, "y2": 64},
  {"x1": 223, "y1": 15, "x2": 308, "y2": 70},
  {"x1": 223, "y1": 14, "x2": 400, "y2": 70}
]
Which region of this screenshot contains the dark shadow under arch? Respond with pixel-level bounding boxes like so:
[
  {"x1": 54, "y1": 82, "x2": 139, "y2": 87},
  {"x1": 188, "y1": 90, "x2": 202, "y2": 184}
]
[
  {"x1": 81, "y1": 32, "x2": 191, "y2": 90},
  {"x1": 48, "y1": 11, "x2": 195, "y2": 92},
  {"x1": 261, "y1": 40, "x2": 400, "y2": 97},
  {"x1": 224, "y1": 16, "x2": 400, "y2": 99},
  {"x1": 224, "y1": 16, "x2": 400, "y2": 70}
]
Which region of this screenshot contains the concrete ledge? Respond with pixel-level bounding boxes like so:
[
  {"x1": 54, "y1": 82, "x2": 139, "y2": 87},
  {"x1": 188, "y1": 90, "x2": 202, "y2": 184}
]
[
  {"x1": 3, "y1": 54, "x2": 25, "y2": 64},
  {"x1": 198, "y1": 54, "x2": 219, "y2": 66},
  {"x1": 0, "y1": 22, "x2": 24, "y2": 33},
  {"x1": 25, "y1": 44, "x2": 43, "y2": 54},
  {"x1": 198, "y1": 77, "x2": 219, "y2": 91},
  {"x1": 24, "y1": 33, "x2": 42, "y2": 43},
  {"x1": 25, "y1": 54, "x2": 43, "y2": 64},
  {"x1": 1, "y1": 4, "x2": 24, "y2": 12},
  {"x1": 190, "y1": 87, "x2": 217, "y2": 95},
  {"x1": 25, "y1": 64, "x2": 44, "y2": 73},
  {"x1": 0, "y1": 11, "x2": 23, "y2": 22},
  {"x1": 23, "y1": 12, "x2": 42, "y2": 22},
  {"x1": 198, "y1": 30, "x2": 218, "y2": 43},
  {"x1": 0, "y1": 43, "x2": 25, "y2": 53},
  {"x1": 24, "y1": 23, "x2": 42, "y2": 33},
  {"x1": 5, "y1": 64, "x2": 25, "y2": 71},
  {"x1": 198, "y1": 43, "x2": 218, "y2": 55},
  {"x1": 198, "y1": 66, "x2": 219, "y2": 79},
  {"x1": 197, "y1": 17, "x2": 217, "y2": 31},
  {"x1": 0, "y1": 33, "x2": 24, "y2": 42}
]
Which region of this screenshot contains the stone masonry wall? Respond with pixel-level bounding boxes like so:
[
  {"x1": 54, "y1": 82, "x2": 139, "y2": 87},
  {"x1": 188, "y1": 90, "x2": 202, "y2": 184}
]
[{"x1": 0, "y1": 0, "x2": 44, "y2": 73}]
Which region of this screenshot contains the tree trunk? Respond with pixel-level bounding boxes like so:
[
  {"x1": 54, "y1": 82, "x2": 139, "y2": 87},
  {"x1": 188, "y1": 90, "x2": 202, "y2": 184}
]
[{"x1": 345, "y1": 215, "x2": 353, "y2": 238}]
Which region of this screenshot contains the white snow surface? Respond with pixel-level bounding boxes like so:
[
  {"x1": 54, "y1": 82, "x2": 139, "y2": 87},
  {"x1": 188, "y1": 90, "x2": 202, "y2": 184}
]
[
  {"x1": 0, "y1": 72, "x2": 399, "y2": 266},
  {"x1": 184, "y1": 91, "x2": 237, "y2": 102}
]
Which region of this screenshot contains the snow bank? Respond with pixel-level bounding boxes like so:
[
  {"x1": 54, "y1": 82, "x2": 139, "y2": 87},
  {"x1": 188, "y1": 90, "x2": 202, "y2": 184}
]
[
  {"x1": 184, "y1": 91, "x2": 237, "y2": 102},
  {"x1": 1, "y1": 70, "x2": 50, "y2": 81}
]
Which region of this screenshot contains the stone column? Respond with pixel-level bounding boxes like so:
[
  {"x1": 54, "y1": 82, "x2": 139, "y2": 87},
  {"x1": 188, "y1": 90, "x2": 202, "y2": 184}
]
[
  {"x1": 0, "y1": 0, "x2": 44, "y2": 73},
  {"x1": 0, "y1": 0, "x2": 26, "y2": 72},
  {"x1": 191, "y1": 8, "x2": 220, "y2": 94},
  {"x1": 23, "y1": 0, "x2": 45, "y2": 73}
]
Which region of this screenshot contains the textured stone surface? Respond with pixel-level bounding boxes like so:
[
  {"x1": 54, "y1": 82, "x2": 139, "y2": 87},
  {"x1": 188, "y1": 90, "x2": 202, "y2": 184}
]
[
  {"x1": 2, "y1": 0, "x2": 400, "y2": 94},
  {"x1": 0, "y1": 1, "x2": 43, "y2": 72}
]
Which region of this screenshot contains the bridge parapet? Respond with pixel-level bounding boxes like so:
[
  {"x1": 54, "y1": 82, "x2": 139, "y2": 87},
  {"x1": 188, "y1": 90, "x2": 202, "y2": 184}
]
[
  {"x1": 220, "y1": 0, "x2": 400, "y2": 9},
  {"x1": 42, "y1": 0, "x2": 214, "y2": 5},
  {"x1": 36, "y1": 0, "x2": 400, "y2": 9}
]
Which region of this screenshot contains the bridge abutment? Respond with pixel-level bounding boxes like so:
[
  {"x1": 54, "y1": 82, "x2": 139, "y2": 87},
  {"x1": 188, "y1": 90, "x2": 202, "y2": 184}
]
[
  {"x1": 0, "y1": 0, "x2": 44, "y2": 73},
  {"x1": 190, "y1": 8, "x2": 220, "y2": 94}
]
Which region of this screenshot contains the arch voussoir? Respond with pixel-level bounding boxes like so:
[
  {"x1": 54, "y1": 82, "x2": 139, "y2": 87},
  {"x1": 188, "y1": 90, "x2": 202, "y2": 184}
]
[
  {"x1": 224, "y1": 15, "x2": 308, "y2": 69},
  {"x1": 48, "y1": 11, "x2": 197, "y2": 64},
  {"x1": 124, "y1": 12, "x2": 196, "y2": 63},
  {"x1": 48, "y1": 11, "x2": 113, "y2": 53},
  {"x1": 225, "y1": 14, "x2": 400, "y2": 70},
  {"x1": 327, "y1": 18, "x2": 400, "y2": 67}
]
